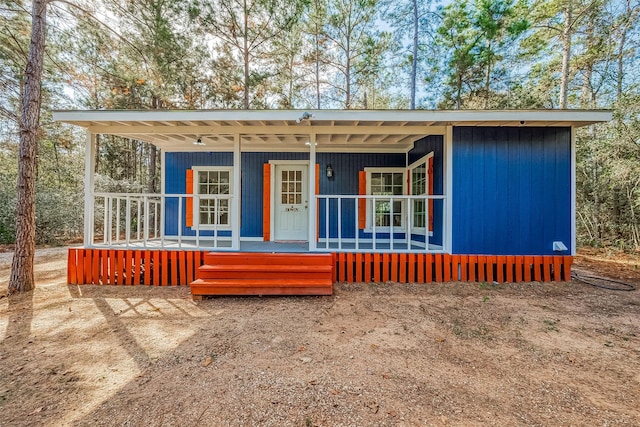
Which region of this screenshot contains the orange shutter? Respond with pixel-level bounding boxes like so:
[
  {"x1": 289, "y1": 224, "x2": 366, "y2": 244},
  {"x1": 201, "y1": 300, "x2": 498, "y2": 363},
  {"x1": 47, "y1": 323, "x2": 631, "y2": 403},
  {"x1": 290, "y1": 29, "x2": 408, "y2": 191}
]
[
  {"x1": 185, "y1": 169, "x2": 194, "y2": 227},
  {"x1": 428, "y1": 157, "x2": 434, "y2": 232},
  {"x1": 358, "y1": 171, "x2": 366, "y2": 229},
  {"x1": 263, "y1": 164, "x2": 271, "y2": 241},
  {"x1": 315, "y1": 163, "x2": 320, "y2": 194}
]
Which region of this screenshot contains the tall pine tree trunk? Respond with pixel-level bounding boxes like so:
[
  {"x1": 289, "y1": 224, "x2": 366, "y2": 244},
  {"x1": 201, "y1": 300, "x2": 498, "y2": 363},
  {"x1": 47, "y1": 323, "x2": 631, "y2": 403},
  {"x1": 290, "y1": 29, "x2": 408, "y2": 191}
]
[
  {"x1": 314, "y1": 0, "x2": 321, "y2": 109},
  {"x1": 242, "y1": 0, "x2": 250, "y2": 109},
  {"x1": 559, "y1": 0, "x2": 572, "y2": 109},
  {"x1": 9, "y1": 0, "x2": 48, "y2": 293},
  {"x1": 410, "y1": 0, "x2": 418, "y2": 109},
  {"x1": 148, "y1": 145, "x2": 156, "y2": 193}
]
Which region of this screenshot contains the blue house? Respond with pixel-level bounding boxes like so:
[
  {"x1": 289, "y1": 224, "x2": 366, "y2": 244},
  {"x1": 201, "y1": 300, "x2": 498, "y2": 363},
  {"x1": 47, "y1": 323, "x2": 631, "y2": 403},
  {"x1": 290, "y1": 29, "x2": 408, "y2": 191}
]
[{"x1": 54, "y1": 109, "x2": 611, "y2": 295}]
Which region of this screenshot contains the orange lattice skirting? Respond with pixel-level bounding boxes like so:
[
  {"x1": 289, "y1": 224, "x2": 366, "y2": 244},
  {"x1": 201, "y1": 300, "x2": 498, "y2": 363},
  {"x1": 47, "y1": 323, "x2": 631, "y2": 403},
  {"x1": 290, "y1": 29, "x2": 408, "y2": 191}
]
[{"x1": 67, "y1": 249, "x2": 572, "y2": 286}]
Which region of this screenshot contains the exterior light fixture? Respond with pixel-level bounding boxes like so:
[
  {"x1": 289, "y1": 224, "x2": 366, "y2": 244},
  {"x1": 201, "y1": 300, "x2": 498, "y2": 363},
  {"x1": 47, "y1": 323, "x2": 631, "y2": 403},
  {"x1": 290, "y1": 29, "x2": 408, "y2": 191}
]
[
  {"x1": 193, "y1": 137, "x2": 205, "y2": 146},
  {"x1": 296, "y1": 112, "x2": 313, "y2": 123},
  {"x1": 326, "y1": 164, "x2": 334, "y2": 178}
]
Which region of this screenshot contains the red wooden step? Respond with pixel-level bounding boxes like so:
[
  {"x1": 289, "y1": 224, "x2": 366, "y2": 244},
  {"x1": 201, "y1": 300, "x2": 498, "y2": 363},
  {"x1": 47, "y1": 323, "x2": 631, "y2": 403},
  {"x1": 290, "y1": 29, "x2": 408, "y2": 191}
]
[
  {"x1": 190, "y1": 279, "x2": 332, "y2": 297},
  {"x1": 197, "y1": 264, "x2": 332, "y2": 280},
  {"x1": 191, "y1": 252, "x2": 335, "y2": 297},
  {"x1": 191, "y1": 278, "x2": 333, "y2": 287},
  {"x1": 203, "y1": 252, "x2": 334, "y2": 266}
]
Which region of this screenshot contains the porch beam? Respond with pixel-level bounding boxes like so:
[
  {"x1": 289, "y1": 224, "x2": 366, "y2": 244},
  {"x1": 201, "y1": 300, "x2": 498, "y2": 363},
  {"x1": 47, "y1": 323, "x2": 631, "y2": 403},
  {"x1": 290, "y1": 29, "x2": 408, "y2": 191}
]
[
  {"x1": 84, "y1": 131, "x2": 96, "y2": 246},
  {"x1": 308, "y1": 133, "x2": 317, "y2": 251},
  {"x1": 86, "y1": 125, "x2": 447, "y2": 136},
  {"x1": 232, "y1": 134, "x2": 241, "y2": 250}
]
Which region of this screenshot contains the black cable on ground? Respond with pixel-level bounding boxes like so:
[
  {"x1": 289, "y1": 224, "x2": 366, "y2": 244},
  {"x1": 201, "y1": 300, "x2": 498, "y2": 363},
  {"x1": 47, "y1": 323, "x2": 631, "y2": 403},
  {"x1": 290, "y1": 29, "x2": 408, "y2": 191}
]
[{"x1": 571, "y1": 271, "x2": 636, "y2": 291}]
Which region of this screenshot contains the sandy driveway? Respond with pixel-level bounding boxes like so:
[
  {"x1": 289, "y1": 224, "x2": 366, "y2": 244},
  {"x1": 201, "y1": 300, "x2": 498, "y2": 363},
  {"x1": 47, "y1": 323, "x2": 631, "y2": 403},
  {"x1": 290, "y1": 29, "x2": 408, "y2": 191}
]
[{"x1": 1, "y1": 248, "x2": 639, "y2": 426}]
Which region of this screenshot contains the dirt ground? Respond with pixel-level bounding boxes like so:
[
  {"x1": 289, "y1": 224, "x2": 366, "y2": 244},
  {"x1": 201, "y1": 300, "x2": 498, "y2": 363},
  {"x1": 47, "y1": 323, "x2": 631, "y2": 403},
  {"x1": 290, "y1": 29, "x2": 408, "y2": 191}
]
[{"x1": 1, "y1": 248, "x2": 639, "y2": 426}]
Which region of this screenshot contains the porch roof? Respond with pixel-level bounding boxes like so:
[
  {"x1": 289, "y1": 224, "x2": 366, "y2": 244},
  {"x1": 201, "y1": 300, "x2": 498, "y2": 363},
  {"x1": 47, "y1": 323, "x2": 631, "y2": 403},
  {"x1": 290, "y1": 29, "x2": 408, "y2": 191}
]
[{"x1": 52, "y1": 109, "x2": 612, "y2": 152}]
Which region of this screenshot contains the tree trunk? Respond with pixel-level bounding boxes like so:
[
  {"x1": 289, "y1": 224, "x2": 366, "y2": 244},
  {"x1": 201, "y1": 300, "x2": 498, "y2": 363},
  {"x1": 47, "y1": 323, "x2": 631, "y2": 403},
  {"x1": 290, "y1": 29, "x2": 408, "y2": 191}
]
[
  {"x1": 243, "y1": 0, "x2": 250, "y2": 109},
  {"x1": 148, "y1": 145, "x2": 156, "y2": 193},
  {"x1": 580, "y1": 12, "x2": 594, "y2": 108},
  {"x1": 94, "y1": 134, "x2": 100, "y2": 174},
  {"x1": 484, "y1": 40, "x2": 492, "y2": 109},
  {"x1": 616, "y1": 0, "x2": 631, "y2": 100},
  {"x1": 410, "y1": 0, "x2": 418, "y2": 109},
  {"x1": 345, "y1": 46, "x2": 351, "y2": 108},
  {"x1": 9, "y1": 0, "x2": 48, "y2": 293},
  {"x1": 559, "y1": 0, "x2": 572, "y2": 109},
  {"x1": 314, "y1": 0, "x2": 321, "y2": 109}
]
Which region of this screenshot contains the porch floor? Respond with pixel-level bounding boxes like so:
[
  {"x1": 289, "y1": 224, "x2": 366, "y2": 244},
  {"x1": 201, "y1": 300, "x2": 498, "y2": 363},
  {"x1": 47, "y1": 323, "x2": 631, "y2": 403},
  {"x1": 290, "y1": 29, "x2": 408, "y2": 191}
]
[{"x1": 90, "y1": 239, "x2": 444, "y2": 253}]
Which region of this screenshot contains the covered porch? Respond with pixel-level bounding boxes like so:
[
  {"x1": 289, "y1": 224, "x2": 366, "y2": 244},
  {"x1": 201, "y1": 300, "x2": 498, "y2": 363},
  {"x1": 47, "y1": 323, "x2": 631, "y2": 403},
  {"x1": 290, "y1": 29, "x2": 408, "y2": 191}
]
[{"x1": 55, "y1": 109, "x2": 457, "y2": 254}]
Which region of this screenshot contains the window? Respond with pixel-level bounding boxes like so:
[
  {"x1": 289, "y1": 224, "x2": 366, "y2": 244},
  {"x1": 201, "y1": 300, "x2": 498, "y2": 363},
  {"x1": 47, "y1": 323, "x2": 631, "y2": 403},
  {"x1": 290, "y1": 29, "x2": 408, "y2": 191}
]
[
  {"x1": 411, "y1": 162, "x2": 427, "y2": 228},
  {"x1": 194, "y1": 168, "x2": 232, "y2": 227},
  {"x1": 409, "y1": 153, "x2": 433, "y2": 233},
  {"x1": 366, "y1": 168, "x2": 407, "y2": 229}
]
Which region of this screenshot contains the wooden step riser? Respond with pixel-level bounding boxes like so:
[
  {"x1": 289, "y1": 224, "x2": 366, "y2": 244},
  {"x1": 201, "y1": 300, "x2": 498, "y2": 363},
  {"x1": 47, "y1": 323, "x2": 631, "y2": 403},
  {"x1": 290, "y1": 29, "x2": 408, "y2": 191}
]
[
  {"x1": 204, "y1": 253, "x2": 334, "y2": 266},
  {"x1": 191, "y1": 285, "x2": 332, "y2": 296},
  {"x1": 199, "y1": 265, "x2": 333, "y2": 273},
  {"x1": 192, "y1": 279, "x2": 333, "y2": 287},
  {"x1": 198, "y1": 271, "x2": 333, "y2": 280}
]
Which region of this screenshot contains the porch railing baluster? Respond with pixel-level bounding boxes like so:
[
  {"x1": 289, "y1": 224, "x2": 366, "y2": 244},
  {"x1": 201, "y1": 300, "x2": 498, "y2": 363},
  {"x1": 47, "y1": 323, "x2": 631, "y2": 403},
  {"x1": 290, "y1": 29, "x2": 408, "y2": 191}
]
[
  {"x1": 389, "y1": 197, "x2": 394, "y2": 252},
  {"x1": 195, "y1": 194, "x2": 200, "y2": 249},
  {"x1": 337, "y1": 196, "x2": 342, "y2": 250},
  {"x1": 372, "y1": 197, "x2": 376, "y2": 251},
  {"x1": 177, "y1": 196, "x2": 183, "y2": 248},
  {"x1": 354, "y1": 196, "x2": 359, "y2": 251},
  {"x1": 324, "y1": 197, "x2": 329, "y2": 250},
  {"x1": 143, "y1": 196, "x2": 149, "y2": 248},
  {"x1": 102, "y1": 195, "x2": 108, "y2": 245},
  {"x1": 125, "y1": 196, "x2": 131, "y2": 246}
]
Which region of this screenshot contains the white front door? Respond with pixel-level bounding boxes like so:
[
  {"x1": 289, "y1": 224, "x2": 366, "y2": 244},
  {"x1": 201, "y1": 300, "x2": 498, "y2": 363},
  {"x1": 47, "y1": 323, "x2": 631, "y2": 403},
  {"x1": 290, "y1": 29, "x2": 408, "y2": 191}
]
[{"x1": 274, "y1": 164, "x2": 309, "y2": 241}]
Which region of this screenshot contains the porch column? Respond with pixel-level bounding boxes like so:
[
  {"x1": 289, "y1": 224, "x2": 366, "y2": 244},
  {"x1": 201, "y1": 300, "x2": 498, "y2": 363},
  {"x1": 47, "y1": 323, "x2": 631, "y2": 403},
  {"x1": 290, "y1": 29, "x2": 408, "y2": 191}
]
[
  {"x1": 160, "y1": 149, "x2": 166, "y2": 242},
  {"x1": 308, "y1": 133, "x2": 317, "y2": 250},
  {"x1": 84, "y1": 131, "x2": 96, "y2": 247},
  {"x1": 232, "y1": 134, "x2": 241, "y2": 250},
  {"x1": 570, "y1": 126, "x2": 576, "y2": 255},
  {"x1": 444, "y1": 126, "x2": 453, "y2": 253}
]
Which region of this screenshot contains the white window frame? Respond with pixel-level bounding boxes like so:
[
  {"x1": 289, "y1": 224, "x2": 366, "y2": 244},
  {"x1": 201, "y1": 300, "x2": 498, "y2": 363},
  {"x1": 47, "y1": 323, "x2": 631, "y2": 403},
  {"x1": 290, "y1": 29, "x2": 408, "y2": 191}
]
[
  {"x1": 191, "y1": 166, "x2": 234, "y2": 230},
  {"x1": 364, "y1": 167, "x2": 408, "y2": 232},
  {"x1": 408, "y1": 153, "x2": 434, "y2": 236}
]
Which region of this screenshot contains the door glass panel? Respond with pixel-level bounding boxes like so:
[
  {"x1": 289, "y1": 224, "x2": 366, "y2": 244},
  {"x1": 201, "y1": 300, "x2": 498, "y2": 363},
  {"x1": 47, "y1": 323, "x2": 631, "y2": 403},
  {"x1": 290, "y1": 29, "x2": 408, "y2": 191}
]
[{"x1": 279, "y1": 167, "x2": 304, "y2": 206}]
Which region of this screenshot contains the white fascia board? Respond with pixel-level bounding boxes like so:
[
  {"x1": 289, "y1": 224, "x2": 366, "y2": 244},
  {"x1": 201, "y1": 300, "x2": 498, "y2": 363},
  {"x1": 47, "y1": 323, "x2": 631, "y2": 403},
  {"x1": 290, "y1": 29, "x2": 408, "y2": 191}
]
[{"x1": 52, "y1": 109, "x2": 612, "y2": 127}]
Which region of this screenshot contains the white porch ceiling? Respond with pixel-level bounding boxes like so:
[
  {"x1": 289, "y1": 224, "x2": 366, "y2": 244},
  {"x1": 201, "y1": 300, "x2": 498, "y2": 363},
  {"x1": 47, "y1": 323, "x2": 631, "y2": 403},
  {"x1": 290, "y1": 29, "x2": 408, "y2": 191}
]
[{"x1": 52, "y1": 109, "x2": 612, "y2": 152}]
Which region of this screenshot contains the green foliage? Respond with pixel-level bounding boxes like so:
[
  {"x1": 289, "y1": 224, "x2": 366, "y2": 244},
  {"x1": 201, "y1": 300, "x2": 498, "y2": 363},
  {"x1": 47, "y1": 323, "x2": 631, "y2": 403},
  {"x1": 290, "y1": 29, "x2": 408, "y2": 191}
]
[{"x1": 0, "y1": 0, "x2": 639, "y2": 252}]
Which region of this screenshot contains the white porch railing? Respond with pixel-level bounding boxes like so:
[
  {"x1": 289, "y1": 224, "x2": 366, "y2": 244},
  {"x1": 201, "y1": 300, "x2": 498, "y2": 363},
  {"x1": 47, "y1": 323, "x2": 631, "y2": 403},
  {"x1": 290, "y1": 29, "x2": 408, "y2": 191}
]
[
  {"x1": 315, "y1": 195, "x2": 447, "y2": 253},
  {"x1": 86, "y1": 192, "x2": 444, "y2": 252},
  {"x1": 89, "y1": 192, "x2": 233, "y2": 249}
]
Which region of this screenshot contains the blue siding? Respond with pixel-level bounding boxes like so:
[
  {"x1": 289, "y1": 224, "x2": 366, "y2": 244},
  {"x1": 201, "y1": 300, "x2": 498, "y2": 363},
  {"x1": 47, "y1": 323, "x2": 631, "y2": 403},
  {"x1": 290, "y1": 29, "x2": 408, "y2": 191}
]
[
  {"x1": 241, "y1": 152, "x2": 308, "y2": 237},
  {"x1": 165, "y1": 152, "x2": 233, "y2": 237},
  {"x1": 317, "y1": 153, "x2": 406, "y2": 239},
  {"x1": 452, "y1": 127, "x2": 571, "y2": 255},
  {"x1": 165, "y1": 151, "x2": 408, "y2": 239}
]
